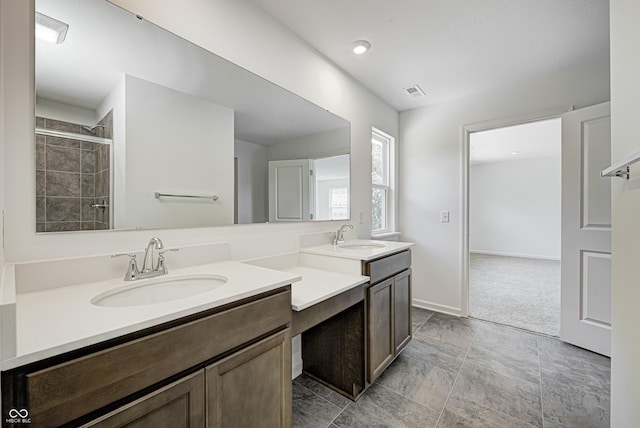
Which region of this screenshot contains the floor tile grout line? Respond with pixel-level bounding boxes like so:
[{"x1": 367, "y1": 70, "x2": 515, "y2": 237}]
[
  {"x1": 536, "y1": 336, "x2": 546, "y2": 428},
  {"x1": 468, "y1": 315, "x2": 559, "y2": 340},
  {"x1": 298, "y1": 314, "x2": 607, "y2": 428},
  {"x1": 435, "y1": 332, "x2": 543, "y2": 427},
  {"x1": 412, "y1": 311, "x2": 433, "y2": 333},
  {"x1": 413, "y1": 321, "x2": 426, "y2": 333},
  {"x1": 293, "y1": 379, "x2": 346, "y2": 413},
  {"x1": 327, "y1": 401, "x2": 353, "y2": 428},
  {"x1": 373, "y1": 380, "x2": 443, "y2": 413},
  {"x1": 433, "y1": 331, "x2": 475, "y2": 427}
]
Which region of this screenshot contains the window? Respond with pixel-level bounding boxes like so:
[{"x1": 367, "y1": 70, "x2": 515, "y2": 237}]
[
  {"x1": 329, "y1": 187, "x2": 349, "y2": 220},
  {"x1": 371, "y1": 128, "x2": 395, "y2": 234}
]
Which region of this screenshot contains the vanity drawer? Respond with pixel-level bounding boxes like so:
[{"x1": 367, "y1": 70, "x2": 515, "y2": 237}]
[
  {"x1": 25, "y1": 288, "x2": 291, "y2": 428},
  {"x1": 364, "y1": 250, "x2": 411, "y2": 284}
]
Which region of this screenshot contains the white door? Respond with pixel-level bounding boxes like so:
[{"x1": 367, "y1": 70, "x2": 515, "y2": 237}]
[
  {"x1": 561, "y1": 102, "x2": 611, "y2": 356},
  {"x1": 268, "y1": 159, "x2": 312, "y2": 222}
]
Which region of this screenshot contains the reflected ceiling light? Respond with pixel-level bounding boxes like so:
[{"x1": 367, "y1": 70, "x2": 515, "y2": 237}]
[
  {"x1": 351, "y1": 40, "x2": 371, "y2": 55},
  {"x1": 511, "y1": 151, "x2": 520, "y2": 155},
  {"x1": 36, "y1": 12, "x2": 69, "y2": 44}
]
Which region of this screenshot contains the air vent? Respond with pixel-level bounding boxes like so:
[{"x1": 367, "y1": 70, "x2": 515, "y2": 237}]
[{"x1": 403, "y1": 84, "x2": 426, "y2": 98}]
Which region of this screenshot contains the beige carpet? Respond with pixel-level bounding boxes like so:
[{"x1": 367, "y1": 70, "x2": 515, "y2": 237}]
[{"x1": 469, "y1": 253, "x2": 560, "y2": 336}]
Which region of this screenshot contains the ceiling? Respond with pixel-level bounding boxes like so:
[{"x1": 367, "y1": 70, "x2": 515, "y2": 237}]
[
  {"x1": 470, "y1": 118, "x2": 561, "y2": 165},
  {"x1": 250, "y1": 0, "x2": 610, "y2": 111}
]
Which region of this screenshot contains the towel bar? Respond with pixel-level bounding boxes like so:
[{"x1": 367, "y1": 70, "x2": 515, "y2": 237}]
[
  {"x1": 154, "y1": 192, "x2": 219, "y2": 201},
  {"x1": 601, "y1": 150, "x2": 640, "y2": 180}
]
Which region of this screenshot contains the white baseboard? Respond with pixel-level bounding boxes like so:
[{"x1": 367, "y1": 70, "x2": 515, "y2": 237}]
[
  {"x1": 470, "y1": 250, "x2": 560, "y2": 261},
  {"x1": 412, "y1": 298, "x2": 462, "y2": 317}
]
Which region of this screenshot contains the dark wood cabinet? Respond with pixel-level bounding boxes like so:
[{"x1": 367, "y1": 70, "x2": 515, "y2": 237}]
[
  {"x1": 393, "y1": 269, "x2": 412, "y2": 354},
  {"x1": 365, "y1": 251, "x2": 412, "y2": 383},
  {"x1": 83, "y1": 371, "x2": 205, "y2": 428},
  {"x1": 367, "y1": 278, "x2": 394, "y2": 381},
  {"x1": 301, "y1": 299, "x2": 365, "y2": 400},
  {"x1": 83, "y1": 328, "x2": 292, "y2": 428},
  {"x1": 2, "y1": 287, "x2": 292, "y2": 428},
  {"x1": 206, "y1": 329, "x2": 291, "y2": 428},
  {"x1": 300, "y1": 249, "x2": 413, "y2": 400}
]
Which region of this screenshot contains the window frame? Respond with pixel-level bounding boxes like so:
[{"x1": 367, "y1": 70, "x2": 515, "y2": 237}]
[{"x1": 371, "y1": 128, "x2": 396, "y2": 236}]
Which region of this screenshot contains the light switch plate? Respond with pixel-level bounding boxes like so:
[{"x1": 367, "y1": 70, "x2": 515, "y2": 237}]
[{"x1": 440, "y1": 211, "x2": 450, "y2": 223}]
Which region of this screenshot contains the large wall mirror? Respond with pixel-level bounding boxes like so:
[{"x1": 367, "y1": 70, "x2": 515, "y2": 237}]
[{"x1": 35, "y1": 0, "x2": 350, "y2": 233}]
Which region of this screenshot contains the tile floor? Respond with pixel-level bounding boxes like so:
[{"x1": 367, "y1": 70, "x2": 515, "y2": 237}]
[{"x1": 292, "y1": 308, "x2": 610, "y2": 428}]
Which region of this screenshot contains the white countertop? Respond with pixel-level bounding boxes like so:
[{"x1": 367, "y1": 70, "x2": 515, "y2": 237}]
[
  {"x1": 244, "y1": 240, "x2": 414, "y2": 312},
  {"x1": 4, "y1": 240, "x2": 414, "y2": 370},
  {"x1": 4, "y1": 260, "x2": 300, "y2": 370},
  {"x1": 300, "y1": 239, "x2": 414, "y2": 261},
  {"x1": 282, "y1": 266, "x2": 369, "y2": 311}
]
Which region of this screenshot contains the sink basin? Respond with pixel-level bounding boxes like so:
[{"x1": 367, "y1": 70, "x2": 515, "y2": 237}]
[
  {"x1": 92, "y1": 274, "x2": 228, "y2": 307},
  {"x1": 339, "y1": 241, "x2": 386, "y2": 250}
]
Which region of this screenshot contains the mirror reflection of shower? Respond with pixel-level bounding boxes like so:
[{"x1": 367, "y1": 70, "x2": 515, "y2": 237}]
[{"x1": 35, "y1": 111, "x2": 113, "y2": 232}]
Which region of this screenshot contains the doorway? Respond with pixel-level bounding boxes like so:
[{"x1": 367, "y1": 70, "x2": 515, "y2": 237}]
[
  {"x1": 467, "y1": 117, "x2": 562, "y2": 336},
  {"x1": 462, "y1": 104, "x2": 612, "y2": 355}
]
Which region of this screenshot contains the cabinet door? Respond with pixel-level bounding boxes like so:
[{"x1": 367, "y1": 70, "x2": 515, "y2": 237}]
[
  {"x1": 83, "y1": 371, "x2": 205, "y2": 428},
  {"x1": 367, "y1": 278, "x2": 394, "y2": 382},
  {"x1": 394, "y1": 270, "x2": 412, "y2": 354},
  {"x1": 206, "y1": 329, "x2": 291, "y2": 428}
]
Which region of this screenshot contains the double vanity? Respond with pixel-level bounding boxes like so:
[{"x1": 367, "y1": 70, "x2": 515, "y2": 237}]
[{"x1": 0, "y1": 234, "x2": 413, "y2": 427}]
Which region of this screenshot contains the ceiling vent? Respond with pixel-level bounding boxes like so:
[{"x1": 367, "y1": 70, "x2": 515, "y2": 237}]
[{"x1": 403, "y1": 84, "x2": 426, "y2": 98}]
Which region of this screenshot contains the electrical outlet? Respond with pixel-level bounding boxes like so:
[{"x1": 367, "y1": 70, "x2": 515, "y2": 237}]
[{"x1": 440, "y1": 211, "x2": 450, "y2": 223}]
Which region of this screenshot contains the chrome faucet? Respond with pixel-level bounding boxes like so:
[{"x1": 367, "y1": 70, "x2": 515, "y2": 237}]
[
  {"x1": 112, "y1": 237, "x2": 178, "y2": 281},
  {"x1": 141, "y1": 237, "x2": 164, "y2": 272},
  {"x1": 332, "y1": 223, "x2": 355, "y2": 245}
]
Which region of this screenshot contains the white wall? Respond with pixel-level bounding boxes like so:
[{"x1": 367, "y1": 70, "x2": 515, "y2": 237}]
[
  {"x1": 35, "y1": 97, "x2": 96, "y2": 125},
  {"x1": 234, "y1": 139, "x2": 268, "y2": 224},
  {"x1": 1, "y1": 0, "x2": 34, "y2": 264},
  {"x1": 266, "y1": 127, "x2": 349, "y2": 161},
  {"x1": 400, "y1": 60, "x2": 610, "y2": 314},
  {"x1": 0, "y1": 0, "x2": 397, "y2": 263},
  {"x1": 469, "y1": 157, "x2": 561, "y2": 260},
  {"x1": 610, "y1": 0, "x2": 640, "y2": 424},
  {"x1": 97, "y1": 75, "x2": 126, "y2": 228},
  {"x1": 121, "y1": 75, "x2": 234, "y2": 229},
  {"x1": 0, "y1": 0, "x2": 6, "y2": 272}
]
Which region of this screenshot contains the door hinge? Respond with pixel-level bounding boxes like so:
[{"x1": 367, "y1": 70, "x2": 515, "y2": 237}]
[
  {"x1": 310, "y1": 169, "x2": 313, "y2": 176},
  {"x1": 310, "y1": 213, "x2": 314, "y2": 220}
]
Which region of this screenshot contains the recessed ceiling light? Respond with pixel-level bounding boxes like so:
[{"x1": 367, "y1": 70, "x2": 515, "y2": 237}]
[
  {"x1": 351, "y1": 40, "x2": 371, "y2": 55},
  {"x1": 511, "y1": 151, "x2": 520, "y2": 155},
  {"x1": 35, "y1": 12, "x2": 69, "y2": 44}
]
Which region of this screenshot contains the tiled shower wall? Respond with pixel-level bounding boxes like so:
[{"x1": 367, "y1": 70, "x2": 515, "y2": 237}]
[{"x1": 35, "y1": 111, "x2": 113, "y2": 232}]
